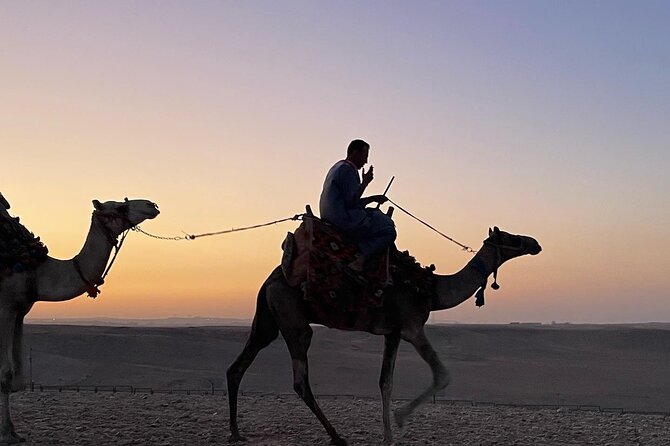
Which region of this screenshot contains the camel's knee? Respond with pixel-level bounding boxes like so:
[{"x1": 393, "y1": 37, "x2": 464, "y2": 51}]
[
  {"x1": 226, "y1": 365, "x2": 238, "y2": 381},
  {"x1": 379, "y1": 377, "x2": 392, "y2": 394},
  {"x1": 292, "y1": 366, "x2": 311, "y2": 399},
  {"x1": 0, "y1": 366, "x2": 14, "y2": 393},
  {"x1": 226, "y1": 364, "x2": 245, "y2": 390},
  {"x1": 293, "y1": 375, "x2": 312, "y2": 399},
  {"x1": 434, "y1": 368, "x2": 450, "y2": 390}
]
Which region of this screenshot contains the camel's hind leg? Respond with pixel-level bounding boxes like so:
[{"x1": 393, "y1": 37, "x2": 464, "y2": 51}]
[
  {"x1": 394, "y1": 328, "x2": 450, "y2": 428},
  {"x1": 226, "y1": 286, "x2": 279, "y2": 443},
  {"x1": 265, "y1": 277, "x2": 346, "y2": 445},
  {"x1": 281, "y1": 322, "x2": 346, "y2": 446},
  {"x1": 379, "y1": 333, "x2": 400, "y2": 445}
]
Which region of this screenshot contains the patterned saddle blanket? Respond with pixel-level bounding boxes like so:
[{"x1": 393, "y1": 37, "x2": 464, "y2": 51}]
[
  {"x1": 281, "y1": 217, "x2": 435, "y2": 312},
  {"x1": 0, "y1": 201, "x2": 49, "y2": 278}
]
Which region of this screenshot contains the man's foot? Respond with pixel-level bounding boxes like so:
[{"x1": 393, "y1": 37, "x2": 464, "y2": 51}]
[
  {"x1": 347, "y1": 255, "x2": 366, "y2": 272},
  {"x1": 343, "y1": 266, "x2": 367, "y2": 285}
]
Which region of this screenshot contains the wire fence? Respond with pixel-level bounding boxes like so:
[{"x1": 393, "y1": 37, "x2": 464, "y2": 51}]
[{"x1": 25, "y1": 382, "x2": 670, "y2": 418}]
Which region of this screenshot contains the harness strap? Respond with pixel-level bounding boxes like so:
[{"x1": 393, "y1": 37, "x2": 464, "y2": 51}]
[
  {"x1": 73, "y1": 257, "x2": 102, "y2": 298},
  {"x1": 474, "y1": 235, "x2": 526, "y2": 307},
  {"x1": 75, "y1": 212, "x2": 132, "y2": 298}
]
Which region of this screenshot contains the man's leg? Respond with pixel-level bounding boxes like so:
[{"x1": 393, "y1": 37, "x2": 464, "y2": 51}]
[{"x1": 349, "y1": 211, "x2": 396, "y2": 271}]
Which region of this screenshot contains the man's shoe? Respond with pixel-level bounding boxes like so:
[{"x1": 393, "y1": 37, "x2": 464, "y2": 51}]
[{"x1": 347, "y1": 255, "x2": 366, "y2": 272}]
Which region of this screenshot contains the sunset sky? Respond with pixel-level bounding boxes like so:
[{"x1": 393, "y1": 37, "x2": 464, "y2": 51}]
[{"x1": 2, "y1": 1, "x2": 668, "y2": 324}]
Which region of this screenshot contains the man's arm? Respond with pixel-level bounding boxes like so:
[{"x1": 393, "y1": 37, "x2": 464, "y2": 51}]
[
  {"x1": 360, "y1": 195, "x2": 388, "y2": 207},
  {"x1": 340, "y1": 165, "x2": 366, "y2": 207}
]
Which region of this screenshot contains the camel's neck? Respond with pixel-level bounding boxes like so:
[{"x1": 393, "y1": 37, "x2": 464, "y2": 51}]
[
  {"x1": 35, "y1": 216, "x2": 117, "y2": 302},
  {"x1": 431, "y1": 244, "x2": 498, "y2": 311}
]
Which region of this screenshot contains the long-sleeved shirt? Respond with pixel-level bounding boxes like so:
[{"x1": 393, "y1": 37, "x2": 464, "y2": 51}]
[{"x1": 319, "y1": 160, "x2": 367, "y2": 232}]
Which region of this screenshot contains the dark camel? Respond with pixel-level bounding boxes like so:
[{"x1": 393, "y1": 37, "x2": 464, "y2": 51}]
[{"x1": 227, "y1": 226, "x2": 541, "y2": 445}]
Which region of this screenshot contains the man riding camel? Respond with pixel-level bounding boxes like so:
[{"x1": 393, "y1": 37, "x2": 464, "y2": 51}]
[{"x1": 319, "y1": 139, "x2": 397, "y2": 272}]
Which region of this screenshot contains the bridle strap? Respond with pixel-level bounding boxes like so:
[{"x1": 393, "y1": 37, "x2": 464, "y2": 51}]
[
  {"x1": 73, "y1": 257, "x2": 102, "y2": 298},
  {"x1": 474, "y1": 237, "x2": 527, "y2": 307},
  {"x1": 76, "y1": 211, "x2": 133, "y2": 298},
  {"x1": 483, "y1": 237, "x2": 526, "y2": 287}
]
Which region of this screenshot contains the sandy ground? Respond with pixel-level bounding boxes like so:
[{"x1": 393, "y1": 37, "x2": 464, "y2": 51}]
[{"x1": 9, "y1": 391, "x2": 670, "y2": 445}]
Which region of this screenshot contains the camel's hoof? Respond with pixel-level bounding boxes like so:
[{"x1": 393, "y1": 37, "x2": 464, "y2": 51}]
[
  {"x1": 330, "y1": 436, "x2": 347, "y2": 446},
  {"x1": 12, "y1": 432, "x2": 26, "y2": 443},
  {"x1": 228, "y1": 434, "x2": 246, "y2": 443},
  {"x1": 394, "y1": 407, "x2": 409, "y2": 428},
  {"x1": 0, "y1": 432, "x2": 25, "y2": 444},
  {"x1": 10, "y1": 382, "x2": 26, "y2": 393}
]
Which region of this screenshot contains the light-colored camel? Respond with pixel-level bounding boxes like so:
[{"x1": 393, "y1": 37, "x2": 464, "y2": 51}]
[
  {"x1": 0, "y1": 198, "x2": 159, "y2": 443},
  {"x1": 227, "y1": 226, "x2": 541, "y2": 445}
]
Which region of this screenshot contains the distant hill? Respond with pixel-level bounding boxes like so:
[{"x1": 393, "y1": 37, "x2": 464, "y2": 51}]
[
  {"x1": 26, "y1": 317, "x2": 252, "y2": 327},
  {"x1": 23, "y1": 323, "x2": 670, "y2": 413}
]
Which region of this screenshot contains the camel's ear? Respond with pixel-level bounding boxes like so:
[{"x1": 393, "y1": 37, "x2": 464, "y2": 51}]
[
  {"x1": 494, "y1": 226, "x2": 500, "y2": 234},
  {"x1": 488, "y1": 227, "x2": 493, "y2": 236},
  {"x1": 93, "y1": 200, "x2": 103, "y2": 211}
]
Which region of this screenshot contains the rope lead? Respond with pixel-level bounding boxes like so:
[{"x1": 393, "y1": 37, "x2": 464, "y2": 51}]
[
  {"x1": 184, "y1": 214, "x2": 302, "y2": 240},
  {"x1": 132, "y1": 214, "x2": 303, "y2": 241},
  {"x1": 386, "y1": 198, "x2": 476, "y2": 253},
  {"x1": 133, "y1": 201, "x2": 474, "y2": 255}
]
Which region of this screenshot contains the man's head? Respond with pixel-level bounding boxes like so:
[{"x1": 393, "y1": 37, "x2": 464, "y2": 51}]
[{"x1": 346, "y1": 139, "x2": 370, "y2": 169}]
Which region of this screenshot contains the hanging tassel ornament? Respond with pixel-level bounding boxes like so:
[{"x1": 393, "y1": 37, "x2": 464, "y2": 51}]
[{"x1": 491, "y1": 269, "x2": 500, "y2": 290}]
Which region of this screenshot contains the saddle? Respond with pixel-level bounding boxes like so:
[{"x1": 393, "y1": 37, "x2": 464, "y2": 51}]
[
  {"x1": 281, "y1": 213, "x2": 436, "y2": 313},
  {"x1": 0, "y1": 194, "x2": 49, "y2": 278}
]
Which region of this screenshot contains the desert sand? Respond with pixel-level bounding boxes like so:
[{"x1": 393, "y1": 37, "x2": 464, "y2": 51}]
[
  {"x1": 12, "y1": 323, "x2": 670, "y2": 444},
  {"x1": 11, "y1": 392, "x2": 670, "y2": 445}
]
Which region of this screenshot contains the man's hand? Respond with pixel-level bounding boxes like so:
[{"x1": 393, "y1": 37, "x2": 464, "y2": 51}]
[
  {"x1": 370, "y1": 194, "x2": 388, "y2": 205},
  {"x1": 362, "y1": 165, "x2": 374, "y2": 186},
  {"x1": 361, "y1": 194, "x2": 388, "y2": 206}
]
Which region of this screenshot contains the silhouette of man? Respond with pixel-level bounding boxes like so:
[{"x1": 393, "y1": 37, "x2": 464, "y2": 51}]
[{"x1": 319, "y1": 139, "x2": 397, "y2": 271}]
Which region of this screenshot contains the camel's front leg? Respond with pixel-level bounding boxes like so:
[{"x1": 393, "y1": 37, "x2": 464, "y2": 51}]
[
  {"x1": 379, "y1": 333, "x2": 400, "y2": 445},
  {"x1": 1, "y1": 391, "x2": 24, "y2": 444},
  {"x1": 0, "y1": 309, "x2": 23, "y2": 443},
  {"x1": 11, "y1": 310, "x2": 30, "y2": 392},
  {"x1": 394, "y1": 328, "x2": 450, "y2": 428}
]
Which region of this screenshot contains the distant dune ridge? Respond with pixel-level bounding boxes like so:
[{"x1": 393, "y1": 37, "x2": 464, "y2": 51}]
[{"x1": 23, "y1": 323, "x2": 670, "y2": 413}]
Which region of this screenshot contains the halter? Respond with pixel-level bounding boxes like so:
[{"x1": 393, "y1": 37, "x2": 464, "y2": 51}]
[
  {"x1": 473, "y1": 235, "x2": 528, "y2": 307},
  {"x1": 484, "y1": 236, "x2": 527, "y2": 288},
  {"x1": 73, "y1": 209, "x2": 133, "y2": 298}
]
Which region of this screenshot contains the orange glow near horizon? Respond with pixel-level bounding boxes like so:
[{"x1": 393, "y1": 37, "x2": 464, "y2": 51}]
[{"x1": 3, "y1": 2, "x2": 669, "y2": 324}]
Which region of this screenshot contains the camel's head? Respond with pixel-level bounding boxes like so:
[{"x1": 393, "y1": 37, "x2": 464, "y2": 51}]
[
  {"x1": 485, "y1": 226, "x2": 542, "y2": 262},
  {"x1": 92, "y1": 198, "x2": 160, "y2": 234}
]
